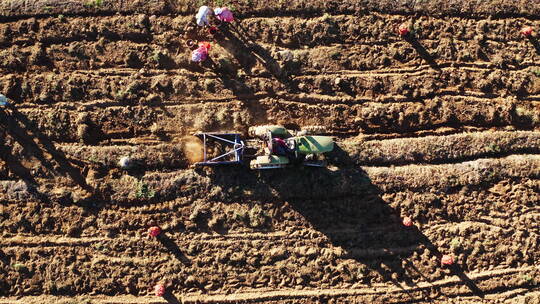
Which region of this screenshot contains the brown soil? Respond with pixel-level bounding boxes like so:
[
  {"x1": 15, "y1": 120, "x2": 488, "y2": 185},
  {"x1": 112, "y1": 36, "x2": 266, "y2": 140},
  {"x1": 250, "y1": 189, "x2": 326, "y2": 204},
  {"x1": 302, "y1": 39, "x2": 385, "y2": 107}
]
[
  {"x1": 0, "y1": 0, "x2": 539, "y2": 303},
  {"x1": 181, "y1": 136, "x2": 204, "y2": 164}
]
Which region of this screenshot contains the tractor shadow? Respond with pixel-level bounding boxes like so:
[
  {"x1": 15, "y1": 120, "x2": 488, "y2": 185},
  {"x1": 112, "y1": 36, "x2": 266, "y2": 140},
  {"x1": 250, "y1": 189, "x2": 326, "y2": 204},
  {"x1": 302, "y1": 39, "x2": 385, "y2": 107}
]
[
  {"x1": 202, "y1": 144, "x2": 484, "y2": 301},
  {"x1": 158, "y1": 234, "x2": 192, "y2": 266},
  {"x1": 162, "y1": 290, "x2": 182, "y2": 304},
  {"x1": 527, "y1": 36, "x2": 540, "y2": 55}
]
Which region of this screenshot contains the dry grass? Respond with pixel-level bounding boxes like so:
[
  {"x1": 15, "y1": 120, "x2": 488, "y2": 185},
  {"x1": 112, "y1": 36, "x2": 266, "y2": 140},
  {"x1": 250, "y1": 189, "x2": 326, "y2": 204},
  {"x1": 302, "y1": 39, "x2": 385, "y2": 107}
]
[
  {"x1": 366, "y1": 155, "x2": 540, "y2": 192},
  {"x1": 341, "y1": 131, "x2": 540, "y2": 165}
]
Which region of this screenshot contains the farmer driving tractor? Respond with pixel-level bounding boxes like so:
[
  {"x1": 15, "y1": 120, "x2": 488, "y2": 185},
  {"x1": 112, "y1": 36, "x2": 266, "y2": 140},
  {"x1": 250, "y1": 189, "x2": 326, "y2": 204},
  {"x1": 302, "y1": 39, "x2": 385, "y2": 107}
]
[{"x1": 271, "y1": 137, "x2": 293, "y2": 157}]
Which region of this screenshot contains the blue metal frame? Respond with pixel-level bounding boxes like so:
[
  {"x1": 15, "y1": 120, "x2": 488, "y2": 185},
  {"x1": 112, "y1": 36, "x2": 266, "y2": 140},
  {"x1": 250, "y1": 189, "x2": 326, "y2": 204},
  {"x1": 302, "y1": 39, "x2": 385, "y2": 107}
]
[{"x1": 195, "y1": 133, "x2": 245, "y2": 165}]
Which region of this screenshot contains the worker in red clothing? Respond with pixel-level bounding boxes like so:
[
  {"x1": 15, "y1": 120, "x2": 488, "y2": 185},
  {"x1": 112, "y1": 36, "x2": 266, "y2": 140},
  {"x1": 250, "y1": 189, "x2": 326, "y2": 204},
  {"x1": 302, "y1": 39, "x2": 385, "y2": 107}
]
[{"x1": 271, "y1": 137, "x2": 292, "y2": 156}]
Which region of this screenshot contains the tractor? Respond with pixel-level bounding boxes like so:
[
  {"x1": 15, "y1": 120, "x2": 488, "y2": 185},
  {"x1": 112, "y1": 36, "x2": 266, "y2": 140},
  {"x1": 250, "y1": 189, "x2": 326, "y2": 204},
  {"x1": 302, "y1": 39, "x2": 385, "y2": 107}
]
[{"x1": 193, "y1": 125, "x2": 334, "y2": 170}]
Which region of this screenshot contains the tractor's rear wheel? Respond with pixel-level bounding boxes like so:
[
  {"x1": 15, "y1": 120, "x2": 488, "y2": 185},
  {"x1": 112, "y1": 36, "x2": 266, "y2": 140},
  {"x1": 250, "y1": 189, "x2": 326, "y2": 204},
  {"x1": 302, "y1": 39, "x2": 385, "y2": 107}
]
[{"x1": 303, "y1": 153, "x2": 327, "y2": 167}]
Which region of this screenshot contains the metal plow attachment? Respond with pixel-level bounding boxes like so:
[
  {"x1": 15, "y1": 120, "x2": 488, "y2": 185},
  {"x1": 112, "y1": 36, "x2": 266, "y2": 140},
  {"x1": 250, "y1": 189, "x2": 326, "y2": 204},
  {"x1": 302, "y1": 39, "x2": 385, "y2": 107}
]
[{"x1": 194, "y1": 133, "x2": 245, "y2": 166}]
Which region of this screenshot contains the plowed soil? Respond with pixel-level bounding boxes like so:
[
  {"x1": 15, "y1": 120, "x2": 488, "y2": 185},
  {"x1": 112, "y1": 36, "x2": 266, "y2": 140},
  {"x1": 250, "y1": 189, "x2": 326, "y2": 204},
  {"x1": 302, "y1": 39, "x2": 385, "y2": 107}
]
[{"x1": 0, "y1": 0, "x2": 539, "y2": 303}]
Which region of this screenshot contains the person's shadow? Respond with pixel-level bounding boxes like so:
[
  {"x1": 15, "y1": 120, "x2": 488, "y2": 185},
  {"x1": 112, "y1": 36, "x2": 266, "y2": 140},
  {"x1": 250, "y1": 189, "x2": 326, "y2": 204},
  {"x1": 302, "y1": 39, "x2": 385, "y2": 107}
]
[
  {"x1": 527, "y1": 36, "x2": 540, "y2": 55},
  {"x1": 0, "y1": 106, "x2": 93, "y2": 193},
  {"x1": 197, "y1": 144, "x2": 485, "y2": 300},
  {"x1": 162, "y1": 290, "x2": 182, "y2": 304},
  {"x1": 0, "y1": 103, "x2": 108, "y2": 213},
  {"x1": 213, "y1": 22, "x2": 292, "y2": 86},
  {"x1": 157, "y1": 234, "x2": 192, "y2": 266},
  {"x1": 402, "y1": 33, "x2": 440, "y2": 71}
]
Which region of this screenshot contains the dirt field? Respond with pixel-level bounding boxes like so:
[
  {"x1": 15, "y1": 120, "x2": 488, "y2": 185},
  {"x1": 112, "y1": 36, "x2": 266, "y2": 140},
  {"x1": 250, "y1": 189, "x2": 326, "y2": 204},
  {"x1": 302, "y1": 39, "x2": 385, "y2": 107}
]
[{"x1": 0, "y1": 0, "x2": 539, "y2": 303}]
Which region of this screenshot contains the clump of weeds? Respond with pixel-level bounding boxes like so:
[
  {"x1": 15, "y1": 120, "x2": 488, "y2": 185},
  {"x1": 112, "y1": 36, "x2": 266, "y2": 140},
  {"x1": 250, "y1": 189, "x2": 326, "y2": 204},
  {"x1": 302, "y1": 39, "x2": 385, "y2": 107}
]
[
  {"x1": 12, "y1": 263, "x2": 28, "y2": 272},
  {"x1": 135, "y1": 181, "x2": 155, "y2": 199}
]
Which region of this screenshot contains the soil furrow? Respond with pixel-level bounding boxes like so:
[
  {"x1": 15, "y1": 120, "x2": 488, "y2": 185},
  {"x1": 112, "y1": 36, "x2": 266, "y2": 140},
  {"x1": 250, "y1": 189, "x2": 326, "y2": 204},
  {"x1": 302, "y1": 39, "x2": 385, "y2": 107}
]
[
  {"x1": 0, "y1": 14, "x2": 539, "y2": 77},
  {"x1": 3, "y1": 0, "x2": 540, "y2": 19},
  {"x1": 33, "y1": 130, "x2": 539, "y2": 171},
  {"x1": 3, "y1": 97, "x2": 538, "y2": 145},
  {"x1": 2, "y1": 1, "x2": 540, "y2": 303}
]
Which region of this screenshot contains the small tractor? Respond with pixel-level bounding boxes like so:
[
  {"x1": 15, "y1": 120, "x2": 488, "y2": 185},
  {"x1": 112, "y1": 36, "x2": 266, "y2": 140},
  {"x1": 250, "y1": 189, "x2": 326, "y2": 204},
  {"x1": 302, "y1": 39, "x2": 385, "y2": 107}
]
[{"x1": 193, "y1": 125, "x2": 334, "y2": 170}]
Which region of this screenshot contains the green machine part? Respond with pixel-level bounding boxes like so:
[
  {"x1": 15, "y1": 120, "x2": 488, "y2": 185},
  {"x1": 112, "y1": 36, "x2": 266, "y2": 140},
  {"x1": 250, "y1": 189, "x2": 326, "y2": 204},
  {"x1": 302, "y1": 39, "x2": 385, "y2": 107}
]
[
  {"x1": 266, "y1": 126, "x2": 288, "y2": 136},
  {"x1": 295, "y1": 136, "x2": 334, "y2": 154},
  {"x1": 249, "y1": 125, "x2": 290, "y2": 138}
]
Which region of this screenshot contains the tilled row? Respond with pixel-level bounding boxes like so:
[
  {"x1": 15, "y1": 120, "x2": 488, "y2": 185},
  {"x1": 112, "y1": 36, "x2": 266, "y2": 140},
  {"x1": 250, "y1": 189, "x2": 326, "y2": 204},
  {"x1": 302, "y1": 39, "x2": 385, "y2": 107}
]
[
  {"x1": 2, "y1": 280, "x2": 539, "y2": 304},
  {"x1": 1, "y1": 0, "x2": 539, "y2": 19},
  {"x1": 1, "y1": 13, "x2": 538, "y2": 50},
  {"x1": 30, "y1": 130, "x2": 536, "y2": 173},
  {"x1": 108, "y1": 155, "x2": 538, "y2": 204},
  {"x1": 0, "y1": 64, "x2": 538, "y2": 106},
  {"x1": 339, "y1": 130, "x2": 540, "y2": 165},
  {"x1": 2, "y1": 140, "x2": 539, "y2": 202},
  {"x1": 1, "y1": 174, "x2": 538, "y2": 238},
  {"x1": 262, "y1": 97, "x2": 540, "y2": 133},
  {"x1": 2, "y1": 97, "x2": 538, "y2": 146},
  {"x1": 2, "y1": 154, "x2": 538, "y2": 236},
  {"x1": 0, "y1": 219, "x2": 537, "y2": 297}
]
